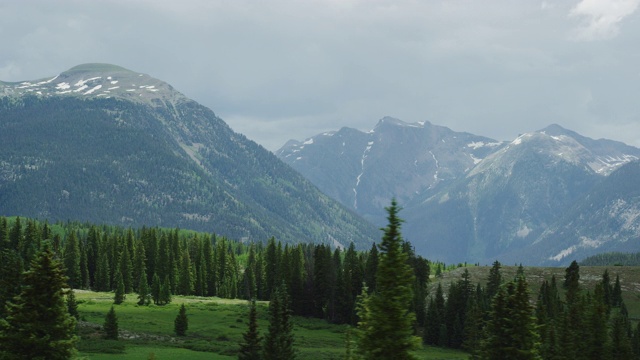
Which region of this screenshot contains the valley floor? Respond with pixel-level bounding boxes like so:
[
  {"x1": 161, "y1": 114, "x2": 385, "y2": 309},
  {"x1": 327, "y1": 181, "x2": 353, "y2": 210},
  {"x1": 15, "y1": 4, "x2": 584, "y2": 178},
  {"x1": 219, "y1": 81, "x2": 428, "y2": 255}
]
[{"x1": 74, "y1": 290, "x2": 468, "y2": 359}]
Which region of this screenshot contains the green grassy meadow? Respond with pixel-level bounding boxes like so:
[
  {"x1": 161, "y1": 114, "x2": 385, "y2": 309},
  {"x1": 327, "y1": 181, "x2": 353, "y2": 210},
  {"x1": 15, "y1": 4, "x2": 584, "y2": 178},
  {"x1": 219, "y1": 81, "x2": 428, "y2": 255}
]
[{"x1": 74, "y1": 291, "x2": 468, "y2": 360}]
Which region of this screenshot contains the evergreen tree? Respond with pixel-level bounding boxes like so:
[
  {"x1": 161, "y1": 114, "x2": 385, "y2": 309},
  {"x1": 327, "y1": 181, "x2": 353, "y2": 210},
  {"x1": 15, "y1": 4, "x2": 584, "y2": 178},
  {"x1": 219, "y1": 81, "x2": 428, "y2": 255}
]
[
  {"x1": 486, "y1": 260, "x2": 502, "y2": 301},
  {"x1": 480, "y1": 275, "x2": 541, "y2": 360},
  {"x1": 242, "y1": 243, "x2": 258, "y2": 300},
  {"x1": 177, "y1": 250, "x2": 194, "y2": 295},
  {"x1": 610, "y1": 311, "x2": 633, "y2": 360},
  {"x1": 264, "y1": 237, "x2": 279, "y2": 300},
  {"x1": 0, "y1": 249, "x2": 23, "y2": 318},
  {"x1": 119, "y1": 239, "x2": 134, "y2": 293},
  {"x1": 612, "y1": 275, "x2": 623, "y2": 307},
  {"x1": 8, "y1": 217, "x2": 22, "y2": 252},
  {"x1": 137, "y1": 270, "x2": 152, "y2": 306},
  {"x1": 0, "y1": 217, "x2": 9, "y2": 249},
  {"x1": 424, "y1": 282, "x2": 446, "y2": 346},
  {"x1": 558, "y1": 261, "x2": 585, "y2": 359},
  {"x1": 363, "y1": 243, "x2": 378, "y2": 294},
  {"x1": 160, "y1": 276, "x2": 172, "y2": 305},
  {"x1": 585, "y1": 283, "x2": 610, "y2": 360},
  {"x1": 174, "y1": 303, "x2": 188, "y2": 336},
  {"x1": 64, "y1": 231, "x2": 82, "y2": 289},
  {"x1": 104, "y1": 306, "x2": 119, "y2": 340},
  {"x1": 239, "y1": 299, "x2": 262, "y2": 360},
  {"x1": 114, "y1": 270, "x2": 126, "y2": 304},
  {"x1": 20, "y1": 219, "x2": 40, "y2": 265},
  {"x1": 95, "y1": 242, "x2": 111, "y2": 292},
  {"x1": 67, "y1": 289, "x2": 80, "y2": 321},
  {"x1": 263, "y1": 284, "x2": 295, "y2": 360},
  {"x1": 0, "y1": 242, "x2": 78, "y2": 359},
  {"x1": 133, "y1": 238, "x2": 147, "y2": 294},
  {"x1": 151, "y1": 273, "x2": 162, "y2": 305},
  {"x1": 356, "y1": 199, "x2": 420, "y2": 359},
  {"x1": 79, "y1": 239, "x2": 90, "y2": 289}
]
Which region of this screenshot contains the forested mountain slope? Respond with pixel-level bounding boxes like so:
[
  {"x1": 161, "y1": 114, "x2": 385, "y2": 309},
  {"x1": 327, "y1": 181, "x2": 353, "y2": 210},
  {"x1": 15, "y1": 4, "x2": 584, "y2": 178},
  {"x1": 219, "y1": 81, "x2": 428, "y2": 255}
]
[{"x1": 0, "y1": 64, "x2": 377, "y2": 248}]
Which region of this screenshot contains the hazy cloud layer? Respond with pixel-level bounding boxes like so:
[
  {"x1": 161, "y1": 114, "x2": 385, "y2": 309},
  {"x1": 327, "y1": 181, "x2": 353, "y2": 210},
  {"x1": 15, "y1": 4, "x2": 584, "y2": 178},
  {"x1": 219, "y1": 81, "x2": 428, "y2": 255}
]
[{"x1": 1, "y1": 0, "x2": 639, "y2": 150}]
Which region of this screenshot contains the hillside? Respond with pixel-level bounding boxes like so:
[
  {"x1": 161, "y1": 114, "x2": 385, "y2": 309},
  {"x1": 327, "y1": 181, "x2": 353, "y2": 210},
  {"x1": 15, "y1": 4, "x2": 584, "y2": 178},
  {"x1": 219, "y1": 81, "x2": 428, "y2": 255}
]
[{"x1": 0, "y1": 64, "x2": 377, "y2": 248}]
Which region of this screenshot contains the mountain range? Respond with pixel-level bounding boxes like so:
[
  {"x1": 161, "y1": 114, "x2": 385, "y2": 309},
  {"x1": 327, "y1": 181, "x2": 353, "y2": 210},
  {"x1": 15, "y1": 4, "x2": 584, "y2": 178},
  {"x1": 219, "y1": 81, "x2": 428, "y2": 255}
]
[
  {"x1": 0, "y1": 64, "x2": 377, "y2": 249},
  {"x1": 277, "y1": 118, "x2": 640, "y2": 265},
  {"x1": 3, "y1": 64, "x2": 640, "y2": 265}
]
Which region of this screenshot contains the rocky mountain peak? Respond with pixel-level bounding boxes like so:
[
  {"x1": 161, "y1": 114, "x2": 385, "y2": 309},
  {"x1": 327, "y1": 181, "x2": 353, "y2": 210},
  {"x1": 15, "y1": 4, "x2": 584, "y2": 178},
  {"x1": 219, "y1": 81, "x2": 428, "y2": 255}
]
[{"x1": 0, "y1": 63, "x2": 185, "y2": 107}]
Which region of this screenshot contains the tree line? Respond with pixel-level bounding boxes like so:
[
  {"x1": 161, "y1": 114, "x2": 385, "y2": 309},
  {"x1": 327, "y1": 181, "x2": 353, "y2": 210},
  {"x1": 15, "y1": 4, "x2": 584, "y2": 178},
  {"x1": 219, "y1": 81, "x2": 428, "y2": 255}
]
[
  {"x1": 424, "y1": 260, "x2": 640, "y2": 359},
  {"x1": 5, "y1": 211, "x2": 640, "y2": 359},
  {"x1": 0, "y1": 215, "x2": 429, "y2": 328}
]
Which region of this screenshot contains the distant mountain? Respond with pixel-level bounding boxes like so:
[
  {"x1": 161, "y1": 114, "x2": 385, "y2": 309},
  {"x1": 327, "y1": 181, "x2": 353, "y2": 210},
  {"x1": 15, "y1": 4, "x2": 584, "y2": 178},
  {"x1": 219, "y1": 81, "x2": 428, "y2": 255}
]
[
  {"x1": 0, "y1": 64, "x2": 377, "y2": 248},
  {"x1": 276, "y1": 117, "x2": 504, "y2": 225},
  {"x1": 278, "y1": 119, "x2": 640, "y2": 265},
  {"x1": 527, "y1": 160, "x2": 640, "y2": 265}
]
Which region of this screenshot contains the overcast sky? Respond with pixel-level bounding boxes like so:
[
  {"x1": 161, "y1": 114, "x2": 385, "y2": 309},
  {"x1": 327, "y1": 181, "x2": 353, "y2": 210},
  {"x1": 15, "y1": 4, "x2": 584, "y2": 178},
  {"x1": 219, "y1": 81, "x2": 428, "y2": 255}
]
[{"x1": 2, "y1": 0, "x2": 639, "y2": 150}]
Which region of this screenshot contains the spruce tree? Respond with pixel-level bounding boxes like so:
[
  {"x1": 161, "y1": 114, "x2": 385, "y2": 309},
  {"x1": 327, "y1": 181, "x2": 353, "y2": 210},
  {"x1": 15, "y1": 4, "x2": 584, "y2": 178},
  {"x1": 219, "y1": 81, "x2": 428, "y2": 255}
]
[
  {"x1": 64, "y1": 231, "x2": 82, "y2": 289},
  {"x1": 356, "y1": 199, "x2": 420, "y2": 359},
  {"x1": 263, "y1": 284, "x2": 295, "y2": 360},
  {"x1": 151, "y1": 272, "x2": 162, "y2": 305},
  {"x1": 486, "y1": 260, "x2": 502, "y2": 301},
  {"x1": 174, "y1": 303, "x2": 188, "y2": 336},
  {"x1": 239, "y1": 299, "x2": 262, "y2": 360},
  {"x1": 67, "y1": 289, "x2": 80, "y2": 321},
  {"x1": 114, "y1": 270, "x2": 126, "y2": 304},
  {"x1": 104, "y1": 306, "x2": 119, "y2": 340},
  {"x1": 137, "y1": 270, "x2": 151, "y2": 306},
  {"x1": 0, "y1": 242, "x2": 78, "y2": 359},
  {"x1": 0, "y1": 249, "x2": 23, "y2": 318}
]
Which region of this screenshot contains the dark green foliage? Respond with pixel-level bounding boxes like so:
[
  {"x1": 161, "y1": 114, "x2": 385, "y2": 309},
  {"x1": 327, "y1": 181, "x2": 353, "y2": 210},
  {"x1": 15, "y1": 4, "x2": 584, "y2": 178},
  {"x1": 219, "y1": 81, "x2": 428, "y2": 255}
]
[
  {"x1": 137, "y1": 270, "x2": 152, "y2": 306},
  {"x1": 486, "y1": 260, "x2": 502, "y2": 301},
  {"x1": 67, "y1": 289, "x2": 80, "y2": 321},
  {"x1": 64, "y1": 231, "x2": 81, "y2": 289},
  {"x1": 177, "y1": 250, "x2": 194, "y2": 296},
  {"x1": 610, "y1": 310, "x2": 633, "y2": 360},
  {"x1": 103, "y1": 306, "x2": 119, "y2": 340},
  {"x1": 174, "y1": 304, "x2": 188, "y2": 337},
  {"x1": 612, "y1": 275, "x2": 623, "y2": 307},
  {"x1": 119, "y1": 238, "x2": 134, "y2": 293},
  {"x1": 263, "y1": 284, "x2": 295, "y2": 360},
  {"x1": 585, "y1": 284, "x2": 610, "y2": 360},
  {"x1": 363, "y1": 242, "x2": 378, "y2": 293},
  {"x1": 480, "y1": 275, "x2": 540, "y2": 360},
  {"x1": 580, "y1": 251, "x2": 640, "y2": 266},
  {"x1": 0, "y1": 242, "x2": 78, "y2": 359},
  {"x1": 238, "y1": 299, "x2": 262, "y2": 360},
  {"x1": 113, "y1": 270, "x2": 126, "y2": 304},
  {"x1": 0, "y1": 249, "x2": 23, "y2": 318},
  {"x1": 356, "y1": 200, "x2": 420, "y2": 359},
  {"x1": 424, "y1": 283, "x2": 445, "y2": 346}
]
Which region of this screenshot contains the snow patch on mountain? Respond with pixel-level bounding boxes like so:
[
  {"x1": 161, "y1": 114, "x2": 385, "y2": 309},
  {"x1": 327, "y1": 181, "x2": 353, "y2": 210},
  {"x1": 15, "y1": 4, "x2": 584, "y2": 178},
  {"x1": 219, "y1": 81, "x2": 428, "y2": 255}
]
[
  {"x1": 549, "y1": 236, "x2": 603, "y2": 262},
  {"x1": 353, "y1": 141, "x2": 374, "y2": 209}
]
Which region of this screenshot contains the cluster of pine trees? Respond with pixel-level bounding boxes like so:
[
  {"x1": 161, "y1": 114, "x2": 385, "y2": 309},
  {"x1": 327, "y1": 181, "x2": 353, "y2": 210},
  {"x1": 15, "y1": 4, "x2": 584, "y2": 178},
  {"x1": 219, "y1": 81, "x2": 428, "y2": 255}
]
[
  {"x1": 425, "y1": 260, "x2": 640, "y2": 359},
  {"x1": 0, "y1": 216, "x2": 429, "y2": 326}
]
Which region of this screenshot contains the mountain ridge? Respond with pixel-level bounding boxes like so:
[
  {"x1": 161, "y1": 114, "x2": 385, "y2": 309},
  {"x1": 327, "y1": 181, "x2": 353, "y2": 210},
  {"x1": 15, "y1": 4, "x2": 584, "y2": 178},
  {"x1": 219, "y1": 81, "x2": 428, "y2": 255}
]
[
  {"x1": 278, "y1": 118, "x2": 640, "y2": 265},
  {"x1": 0, "y1": 64, "x2": 378, "y2": 249}
]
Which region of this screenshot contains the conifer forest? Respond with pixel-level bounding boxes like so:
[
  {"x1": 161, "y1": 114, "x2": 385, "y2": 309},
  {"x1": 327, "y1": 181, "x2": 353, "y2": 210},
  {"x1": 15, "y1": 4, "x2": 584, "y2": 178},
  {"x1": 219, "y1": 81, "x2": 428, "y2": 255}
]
[{"x1": 1, "y1": 210, "x2": 640, "y2": 359}]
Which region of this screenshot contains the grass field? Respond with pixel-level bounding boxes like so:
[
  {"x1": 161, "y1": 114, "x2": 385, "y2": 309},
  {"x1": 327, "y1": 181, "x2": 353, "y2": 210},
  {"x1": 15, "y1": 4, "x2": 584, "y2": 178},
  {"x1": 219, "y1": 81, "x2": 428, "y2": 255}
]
[
  {"x1": 74, "y1": 291, "x2": 468, "y2": 359},
  {"x1": 74, "y1": 264, "x2": 640, "y2": 359}
]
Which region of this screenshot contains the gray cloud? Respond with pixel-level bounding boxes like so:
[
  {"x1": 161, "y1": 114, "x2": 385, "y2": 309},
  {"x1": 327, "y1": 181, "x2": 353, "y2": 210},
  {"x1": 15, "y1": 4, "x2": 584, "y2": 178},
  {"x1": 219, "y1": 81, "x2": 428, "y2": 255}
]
[{"x1": 1, "y1": 0, "x2": 639, "y2": 150}]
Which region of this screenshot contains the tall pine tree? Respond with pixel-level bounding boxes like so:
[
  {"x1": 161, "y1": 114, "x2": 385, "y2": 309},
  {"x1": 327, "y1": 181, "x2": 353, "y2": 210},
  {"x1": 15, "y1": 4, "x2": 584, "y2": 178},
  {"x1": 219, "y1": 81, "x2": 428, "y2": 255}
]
[
  {"x1": 239, "y1": 299, "x2": 262, "y2": 360},
  {"x1": 0, "y1": 242, "x2": 78, "y2": 359},
  {"x1": 356, "y1": 199, "x2": 420, "y2": 359}
]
